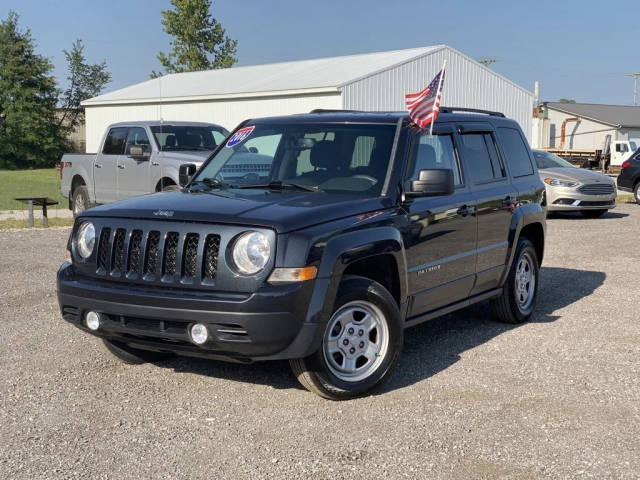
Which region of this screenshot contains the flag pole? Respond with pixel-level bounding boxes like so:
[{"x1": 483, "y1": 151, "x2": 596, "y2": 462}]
[{"x1": 429, "y1": 59, "x2": 447, "y2": 136}]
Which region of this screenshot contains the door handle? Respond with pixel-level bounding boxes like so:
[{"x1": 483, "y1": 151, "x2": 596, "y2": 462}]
[
  {"x1": 118, "y1": 164, "x2": 125, "y2": 169},
  {"x1": 151, "y1": 161, "x2": 160, "y2": 166},
  {"x1": 94, "y1": 163, "x2": 102, "y2": 168}
]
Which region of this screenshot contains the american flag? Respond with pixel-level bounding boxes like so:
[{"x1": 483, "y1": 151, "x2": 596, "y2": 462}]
[{"x1": 405, "y1": 66, "x2": 446, "y2": 131}]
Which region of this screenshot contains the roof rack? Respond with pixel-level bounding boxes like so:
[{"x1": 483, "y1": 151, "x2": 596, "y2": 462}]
[
  {"x1": 309, "y1": 109, "x2": 367, "y2": 114},
  {"x1": 439, "y1": 107, "x2": 505, "y2": 117}
]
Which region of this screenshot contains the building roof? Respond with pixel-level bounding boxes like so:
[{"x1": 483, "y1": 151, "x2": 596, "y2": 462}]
[
  {"x1": 544, "y1": 102, "x2": 640, "y2": 128},
  {"x1": 83, "y1": 46, "x2": 446, "y2": 106}
]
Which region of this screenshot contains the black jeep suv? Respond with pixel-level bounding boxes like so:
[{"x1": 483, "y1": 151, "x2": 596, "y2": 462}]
[
  {"x1": 617, "y1": 149, "x2": 640, "y2": 204},
  {"x1": 57, "y1": 109, "x2": 546, "y2": 399}
]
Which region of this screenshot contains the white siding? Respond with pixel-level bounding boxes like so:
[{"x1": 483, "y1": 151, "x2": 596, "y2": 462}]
[
  {"x1": 545, "y1": 109, "x2": 617, "y2": 150},
  {"x1": 84, "y1": 93, "x2": 342, "y2": 152},
  {"x1": 340, "y1": 46, "x2": 534, "y2": 142}
]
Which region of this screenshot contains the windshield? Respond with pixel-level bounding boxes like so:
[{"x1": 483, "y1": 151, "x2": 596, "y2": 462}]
[
  {"x1": 532, "y1": 150, "x2": 575, "y2": 169},
  {"x1": 193, "y1": 122, "x2": 397, "y2": 196},
  {"x1": 151, "y1": 125, "x2": 229, "y2": 152}
]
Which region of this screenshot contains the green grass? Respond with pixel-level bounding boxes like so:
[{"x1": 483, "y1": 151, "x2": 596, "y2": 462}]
[
  {"x1": 617, "y1": 193, "x2": 637, "y2": 204},
  {"x1": 0, "y1": 217, "x2": 74, "y2": 230},
  {"x1": 0, "y1": 168, "x2": 67, "y2": 211}
]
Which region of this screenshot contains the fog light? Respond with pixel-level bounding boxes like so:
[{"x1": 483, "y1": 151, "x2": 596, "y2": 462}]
[
  {"x1": 85, "y1": 311, "x2": 101, "y2": 331},
  {"x1": 190, "y1": 323, "x2": 209, "y2": 345}
]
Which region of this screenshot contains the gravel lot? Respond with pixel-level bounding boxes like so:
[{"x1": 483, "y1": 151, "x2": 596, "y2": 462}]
[{"x1": 1, "y1": 205, "x2": 639, "y2": 479}]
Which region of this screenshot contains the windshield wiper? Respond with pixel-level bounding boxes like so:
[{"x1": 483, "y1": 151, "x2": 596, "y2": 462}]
[
  {"x1": 189, "y1": 178, "x2": 233, "y2": 190},
  {"x1": 237, "y1": 180, "x2": 320, "y2": 192}
]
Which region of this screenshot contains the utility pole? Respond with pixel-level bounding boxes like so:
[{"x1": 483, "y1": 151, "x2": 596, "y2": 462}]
[
  {"x1": 478, "y1": 58, "x2": 497, "y2": 67},
  {"x1": 626, "y1": 72, "x2": 640, "y2": 105}
]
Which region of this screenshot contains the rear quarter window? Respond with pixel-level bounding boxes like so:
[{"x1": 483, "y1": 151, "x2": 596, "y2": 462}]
[{"x1": 498, "y1": 127, "x2": 534, "y2": 177}]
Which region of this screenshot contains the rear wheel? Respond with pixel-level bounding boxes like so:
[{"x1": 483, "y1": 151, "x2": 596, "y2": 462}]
[
  {"x1": 581, "y1": 209, "x2": 607, "y2": 218},
  {"x1": 490, "y1": 237, "x2": 539, "y2": 324},
  {"x1": 102, "y1": 339, "x2": 172, "y2": 365},
  {"x1": 290, "y1": 276, "x2": 403, "y2": 400},
  {"x1": 71, "y1": 185, "x2": 90, "y2": 216}
]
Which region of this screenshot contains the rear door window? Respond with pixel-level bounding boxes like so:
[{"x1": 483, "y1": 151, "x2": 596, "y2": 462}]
[
  {"x1": 460, "y1": 133, "x2": 505, "y2": 183},
  {"x1": 498, "y1": 127, "x2": 534, "y2": 177},
  {"x1": 102, "y1": 127, "x2": 128, "y2": 155}
]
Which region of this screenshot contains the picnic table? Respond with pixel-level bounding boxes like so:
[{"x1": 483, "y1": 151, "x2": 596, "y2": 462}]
[{"x1": 13, "y1": 197, "x2": 59, "y2": 228}]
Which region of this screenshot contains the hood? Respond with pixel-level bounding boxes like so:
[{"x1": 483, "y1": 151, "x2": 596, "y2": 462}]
[
  {"x1": 538, "y1": 167, "x2": 615, "y2": 184},
  {"x1": 160, "y1": 150, "x2": 211, "y2": 164},
  {"x1": 84, "y1": 189, "x2": 391, "y2": 233}
]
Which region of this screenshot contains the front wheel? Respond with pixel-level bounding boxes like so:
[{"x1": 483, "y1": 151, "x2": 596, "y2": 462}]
[
  {"x1": 290, "y1": 276, "x2": 403, "y2": 400},
  {"x1": 581, "y1": 209, "x2": 607, "y2": 218},
  {"x1": 490, "y1": 237, "x2": 539, "y2": 324},
  {"x1": 634, "y1": 182, "x2": 640, "y2": 205}
]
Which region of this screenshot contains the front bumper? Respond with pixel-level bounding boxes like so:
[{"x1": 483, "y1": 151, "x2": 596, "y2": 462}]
[
  {"x1": 57, "y1": 263, "x2": 323, "y2": 362},
  {"x1": 545, "y1": 186, "x2": 616, "y2": 212}
]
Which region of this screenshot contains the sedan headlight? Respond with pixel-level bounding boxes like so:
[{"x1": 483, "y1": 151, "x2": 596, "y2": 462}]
[
  {"x1": 544, "y1": 177, "x2": 578, "y2": 188},
  {"x1": 74, "y1": 221, "x2": 95, "y2": 259},
  {"x1": 231, "y1": 231, "x2": 271, "y2": 275}
]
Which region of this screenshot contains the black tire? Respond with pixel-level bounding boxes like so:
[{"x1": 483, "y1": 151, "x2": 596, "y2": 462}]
[
  {"x1": 580, "y1": 209, "x2": 607, "y2": 218},
  {"x1": 490, "y1": 237, "x2": 540, "y2": 324},
  {"x1": 289, "y1": 275, "x2": 403, "y2": 400},
  {"x1": 162, "y1": 184, "x2": 180, "y2": 192},
  {"x1": 102, "y1": 339, "x2": 172, "y2": 365},
  {"x1": 634, "y1": 182, "x2": 640, "y2": 205},
  {"x1": 72, "y1": 185, "x2": 90, "y2": 216}
]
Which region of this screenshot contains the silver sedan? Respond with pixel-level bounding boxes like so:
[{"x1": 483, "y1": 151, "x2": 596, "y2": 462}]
[{"x1": 532, "y1": 150, "x2": 617, "y2": 218}]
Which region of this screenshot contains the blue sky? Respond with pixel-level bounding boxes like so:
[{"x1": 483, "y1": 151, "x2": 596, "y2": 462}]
[{"x1": 2, "y1": 0, "x2": 640, "y2": 104}]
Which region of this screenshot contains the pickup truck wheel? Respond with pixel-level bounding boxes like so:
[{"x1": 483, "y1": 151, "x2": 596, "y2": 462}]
[
  {"x1": 102, "y1": 339, "x2": 172, "y2": 365},
  {"x1": 580, "y1": 209, "x2": 607, "y2": 218},
  {"x1": 289, "y1": 275, "x2": 403, "y2": 400},
  {"x1": 490, "y1": 237, "x2": 539, "y2": 324},
  {"x1": 72, "y1": 186, "x2": 90, "y2": 216},
  {"x1": 161, "y1": 184, "x2": 180, "y2": 192}
]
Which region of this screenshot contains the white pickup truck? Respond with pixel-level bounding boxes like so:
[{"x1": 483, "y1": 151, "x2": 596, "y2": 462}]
[{"x1": 60, "y1": 121, "x2": 229, "y2": 214}]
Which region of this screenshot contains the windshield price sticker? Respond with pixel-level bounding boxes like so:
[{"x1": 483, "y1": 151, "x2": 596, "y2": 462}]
[{"x1": 226, "y1": 126, "x2": 255, "y2": 147}]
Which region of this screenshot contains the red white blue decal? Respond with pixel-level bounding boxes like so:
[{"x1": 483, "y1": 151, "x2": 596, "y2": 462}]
[{"x1": 226, "y1": 126, "x2": 255, "y2": 147}]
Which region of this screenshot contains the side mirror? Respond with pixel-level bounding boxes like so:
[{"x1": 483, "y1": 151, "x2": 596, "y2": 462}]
[
  {"x1": 128, "y1": 146, "x2": 151, "y2": 160},
  {"x1": 406, "y1": 169, "x2": 455, "y2": 197},
  {"x1": 178, "y1": 163, "x2": 197, "y2": 187}
]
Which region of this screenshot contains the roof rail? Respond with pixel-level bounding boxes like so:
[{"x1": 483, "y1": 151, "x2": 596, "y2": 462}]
[
  {"x1": 439, "y1": 107, "x2": 505, "y2": 117},
  {"x1": 309, "y1": 109, "x2": 369, "y2": 114}
]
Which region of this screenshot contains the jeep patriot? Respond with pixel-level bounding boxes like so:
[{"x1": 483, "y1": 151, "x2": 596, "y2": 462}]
[{"x1": 57, "y1": 108, "x2": 546, "y2": 399}]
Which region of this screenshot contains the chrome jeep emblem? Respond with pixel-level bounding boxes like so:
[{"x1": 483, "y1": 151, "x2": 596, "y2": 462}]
[{"x1": 153, "y1": 210, "x2": 174, "y2": 217}]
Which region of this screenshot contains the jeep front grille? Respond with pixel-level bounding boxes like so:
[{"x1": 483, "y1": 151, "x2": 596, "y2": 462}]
[{"x1": 94, "y1": 226, "x2": 220, "y2": 285}]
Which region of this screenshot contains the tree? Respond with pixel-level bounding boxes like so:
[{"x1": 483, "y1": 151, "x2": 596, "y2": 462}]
[
  {"x1": 59, "y1": 39, "x2": 111, "y2": 135},
  {"x1": 558, "y1": 98, "x2": 576, "y2": 104},
  {"x1": 151, "y1": 0, "x2": 237, "y2": 78},
  {"x1": 0, "y1": 11, "x2": 64, "y2": 169}
]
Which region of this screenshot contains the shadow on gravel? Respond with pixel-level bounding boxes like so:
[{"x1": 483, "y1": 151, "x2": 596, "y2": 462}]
[
  {"x1": 548, "y1": 211, "x2": 628, "y2": 220},
  {"x1": 380, "y1": 266, "x2": 606, "y2": 394},
  {"x1": 154, "y1": 266, "x2": 605, "y2": 395}
]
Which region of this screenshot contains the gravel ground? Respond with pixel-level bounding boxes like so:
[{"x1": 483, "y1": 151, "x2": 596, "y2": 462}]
[{"x1": 1, "y1": 205, "x2": 639, "y2": 479}]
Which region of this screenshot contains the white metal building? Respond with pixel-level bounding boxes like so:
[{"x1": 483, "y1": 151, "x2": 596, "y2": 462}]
[
  {"x1": 535, "y1": 102, "x2": 640, "y2": 150},
  {"x1": 82, "y1": 45, "x2": 534, "y2": 152}
]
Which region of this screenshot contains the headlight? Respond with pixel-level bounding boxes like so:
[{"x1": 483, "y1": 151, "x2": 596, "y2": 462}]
[
  {"x1": 231, "y1": 231, "x2": 271, "y2": 275},
  {"x1": 544, "y1": 177, "x2": 578, "y2": 187},
  {"x1": 75, "y1": 221, "x2": 95, "y2": 259}
]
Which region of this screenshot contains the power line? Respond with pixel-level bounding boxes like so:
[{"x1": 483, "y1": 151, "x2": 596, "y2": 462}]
[{"x1": 625, "y1": 72, "x2": 640, "y2": 105}]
